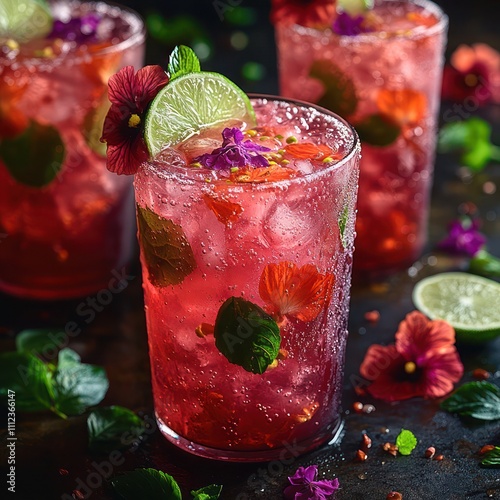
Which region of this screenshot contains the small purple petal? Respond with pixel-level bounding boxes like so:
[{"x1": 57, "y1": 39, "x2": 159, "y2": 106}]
[
  {"x1": 332, "y1": 12, "x2": 368, "y2": 36},
  {"x1": 437, "y1": 218, "x2": 486, "y2": 257},
  {"x1": 193, "y1": 127, "x2": 270, "y2": 170},
  {"x1": 48, "y1": 14, "x2": 101, "y2": 42},
  {"x1": 284, "y1": 465, "x2": 339, "y2": 500}
]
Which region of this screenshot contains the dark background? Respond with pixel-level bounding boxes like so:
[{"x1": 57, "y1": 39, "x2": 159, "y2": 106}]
[{"x1": 115, "y1": 0, "x2": 500, "y2": 94}]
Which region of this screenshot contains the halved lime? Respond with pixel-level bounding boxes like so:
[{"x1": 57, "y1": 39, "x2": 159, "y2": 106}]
[
  {"x1": 144, "y1": 72, "x2": 256, "y2": 156},
  {"x1": 0, "y1": 0, "x2": 53, "y2": 43},
  {"x1": 412, "y1": 272, "x2": 500, "y2": 343}
]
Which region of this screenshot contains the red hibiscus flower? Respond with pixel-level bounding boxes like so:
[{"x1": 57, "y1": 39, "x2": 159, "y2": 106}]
[
  {"x1": 441, "y1": 43, "x2": 500, "y2": 106},
  {"x1": 270, "y1": 0, "x2": 336, "y2": 28},
  {"x1": 359, "y1": 311, "x2": 463, "y2": 402},
  {"x1": 100, "y1": 65, "x2": 169, "y2": 175}
]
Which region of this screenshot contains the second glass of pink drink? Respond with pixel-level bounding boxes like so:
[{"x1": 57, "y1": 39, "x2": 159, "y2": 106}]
[
  {"x1": 102, "y1": 46, "x2": 360, "y2": 460},
  {"x1": 0, "y1": 0, "x2": 145, "y2": 299},
  {"x1": 274, "y1": 0, "x2": 448, "y2": 279}
]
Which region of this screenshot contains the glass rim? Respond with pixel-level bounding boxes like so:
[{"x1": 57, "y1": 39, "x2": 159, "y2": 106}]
[
  {"x1": 140, "y1": 94, "x2": 361, "y2": 189},
  {"x1": 280, "y1": 0, "x2": 448, "y2": 42},
  {"x1": 0, "y1": 0, "x2": 146, "y2": 65}
]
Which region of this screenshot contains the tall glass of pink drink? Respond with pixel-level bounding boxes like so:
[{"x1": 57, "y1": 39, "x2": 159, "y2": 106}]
[
  {"x1": 134, "y1": 96, "x2": 360, "y2": 461},
  {"x1": 0, "y1": 0, "x2": 145, "y2": 299},
  {"x1": 274, "y1": 0, "x2": 448, "y2": 279}
]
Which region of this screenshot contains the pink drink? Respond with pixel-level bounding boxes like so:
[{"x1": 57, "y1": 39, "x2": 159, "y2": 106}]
[
  {"x1": 275, "y1": 0, "x2": 448, "y2": 278},
  {"x1": 0, "y1": 1, "x2": 145, "y2": 299},
  {"x1": 134, "y1": 97, "x2": 360, "y2": 461}
]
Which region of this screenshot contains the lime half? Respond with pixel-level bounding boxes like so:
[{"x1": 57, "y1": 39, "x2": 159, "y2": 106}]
[
  {"x1": 0, "y1": 0, "x2": 53, "y2": 43},
  {"x1": 144, "y1": 72, "x2": 256, "y2": 156},
  {"x1": 412, "y1": 272, "x2": 500, "y2": 343}
]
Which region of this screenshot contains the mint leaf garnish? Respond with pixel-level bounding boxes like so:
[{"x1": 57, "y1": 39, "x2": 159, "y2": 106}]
[
  {"x1": 441, "y1": 381, "x2": 500, "y2": 420},
  {"x1": 0, "y1": 351, "x2": 55, "y2": 413},
  {"x1": 482, "y1": 446, "x2": 500, "y2": 468},
  {"x1": 310, "y1": 60, "x2": 358, "y2": 118},
  {"x1": 15, "y1": 328, "x2": 64, "y2": 358},
  {"x1": 438, "y1": 117, "x2": 500, "y2": 172},
  {"x1": 469, "y1": 249, "x2": 500, "y2": 279},
  {"x1": 395, "y1": 429, "x2": 418, "y2": 456},
  {"x1": 112, "y1": 468, "x2": 182, "y2": 500},
  {"x1": 87, "y1": 406, "x2": 146, "y2": 453},
  {"x1": 355, "y1": 113, "x2": 401, "y2": 147},
  {"x1": 168, "y1": 45, "x2": 201, "y2": 81},
  {"x1": 0, "y1": 120, "x2": 65, "y2": 187},
  {"x1": 137, "y1": 205, "x2": 197, "y2": 287},
  {"x1": 214, "y1": 297, "x2": 281, "y2": 374},
  {"x1": 191, "y1": 484, "x2": 223, "y2": 500},
  {"x1": 52, "y1": 348, "x2": 109, "y2": 416},
  {"x1": 339, "y1": 203, "x2": 349, "y2": 249}
]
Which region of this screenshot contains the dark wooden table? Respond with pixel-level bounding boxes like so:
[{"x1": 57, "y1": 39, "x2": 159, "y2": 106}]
[{"x1": 0, "y1": 106, "x2": 499, "y2": 499}]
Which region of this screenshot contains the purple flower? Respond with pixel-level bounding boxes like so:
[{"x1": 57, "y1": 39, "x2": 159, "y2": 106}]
[
  {"x1": 283, "y1": 465, "x2": 340, "y2": 500},
  {"x1": 437, "y1": 217, "x2": 486, "y2": 257},
  {"x1": 332, "y1": 12, "x2": 368, "y2": 36},
  {"x1": 48, "y1": 13, "x2": 101, "y2": 43},
  {"x1": 193, "y1": 128, "x2": 270, "y2": 170}
]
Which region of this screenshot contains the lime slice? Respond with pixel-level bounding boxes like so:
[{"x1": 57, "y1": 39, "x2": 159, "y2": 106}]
[
  {"x1": 144, "y1": 72, "x2": 256, "y2": 156},
  {"x1": 0, "y1": 0, "x2": 53, "y2": 43},
  {"x1": 412, "y1": 272, "x2": 500, "y2": 343}
]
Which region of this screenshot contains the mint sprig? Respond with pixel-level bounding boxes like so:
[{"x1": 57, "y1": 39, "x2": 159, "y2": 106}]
[
  {"x1": 0, "y1": 346, "x2": 108, "y2": 419},
  {"x1": 112, "y1": 468, "x2": 222, "y2": 500},
  {"x1": 438, "y1": 117, "x2": 500, "y2": 172},
  {"x1": 395, "y1": 429, "x2": 418, "y2": 456},
  {"x1": 469, "y1": 249, "x2": 500, "y2": 279},
  {"x1": 482, "y1": 446, "x2": 500, "y2": 468},
  {"x1": 168, "y1": 45, "x2": 201, "y2": 81},
  {"x1": 441, "y1": 381, "x2": 500, "y2": 421}
]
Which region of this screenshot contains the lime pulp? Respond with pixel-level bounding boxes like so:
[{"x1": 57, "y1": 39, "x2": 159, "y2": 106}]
[{"x1": 0, "y1": 0, "x2": 53, "y2": 43}]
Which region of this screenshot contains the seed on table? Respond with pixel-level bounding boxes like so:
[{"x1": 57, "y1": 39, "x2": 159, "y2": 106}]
[
  {"x1": 425, "y1": 446, "x2": 436, "y2": 459},
  {"x1": 364, "y1": 310, "x2": 380, "y2": 323},
  {"x1": 472, "y1": 368, "x2": 490, "y2": 380},
  {"x1": 362, "y1": 433, "x2": 372, "y2": 449},
  {"x1": 479, "y1": 445, "x2": 495, "y2": 455},
  {"x1": 387, "y1": 492, "x2": 403, "y2": 500},
  {"x1": 352, "y1": 401, "x2": 364, "y2": 413},
  {"x1": 356, "y1": 449, "x2": 367, "y2": 461},
  {"x1": 435, "y1": 454, "x2": 444, "y2": 461}
]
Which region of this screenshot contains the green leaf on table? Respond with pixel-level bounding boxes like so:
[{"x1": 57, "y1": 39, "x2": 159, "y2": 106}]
[
  {"x1": 87, "y1": 406, "x2": 146, "y2": 452},
  {"x1": 0, "y1": 351, "x2": 55, "y2": 413},
  {"x1": 355, "y1": 113, "x2": 401, "y2": 147},
  {"x1": 137, "y1": 205, "x2": 197, "y2": 287},
  {"x1": 15, "y1": 328, "x2": 64, "y2": 358},
  {"x1": 395, "y1": 429, "x2": 418, "y2": 456},
  {"x1": 0, "y1": 120, "x2": 65, "y2": 187},
  {"x1": 112, "y1": 468, "x2": 182, "y2": 500},
  {"x1": 309, "y1": 59, "x2": 358, "y2": 118},
  {"x1": 214, "y1": 296, "x2": 280, "y2": 375},
  {"x1": 168, "y1": 45, "x2": 201, "y2": 80},
  {"x1": 469, "y1": 249, "x2": 500, "y2": 279},
  {"x1": 52, "y1": 348, "x2": 109, "y2": 416},
  {"x1": 191, "y1": 484, "x2": 223, "y2": 500},
  {"x1": 441, "y1": 381, "x2": 500, "y2": 420},
  {"x1": 482, "y1": 446, "x2": 500, "y2": 468}
]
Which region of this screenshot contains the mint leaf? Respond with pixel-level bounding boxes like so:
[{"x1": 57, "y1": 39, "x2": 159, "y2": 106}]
[
  {"x1": 396, "y1": 429, "x2": 417, "y2": 455},
  {"x1": 469, "y1": 250, "x2": 500, "y2": 279},
  {"x1": 112, "y1": 468, "x2": 182, "y2": 500},
  {"x1": 482, "y1": 446, "x2": 500, "y2": 468},
  {"x1": 214, "y1": 297, "x2": 280, "y2": 374},
  {"x1": 310, "y1": 60, "x2": 358, "y2": 118},
  {"x1": 0, "y1": 351, "x2": 55, "y2": 413},
  {"x1": 0, "y1": 120, "x2": 65, "y2": 187},
  {"x1": 355, "y1": 113, "x2": 401, "y2": 146},
  {"x1": 168, "y1": 45, "x2": 201, "y2": 80},
  {"x1": 15, "y1": 328, "x2": 64, "y2": 358},
  {"x1": 338, "y1": 203, "x2": 349, "y2": 249},
  {"x1": 137, "y1": 205, "x2": 197, "y2": 287},
  {"x1": 191, "y1": 484, "x2": 223, "y2": 500},
  {"x1": 87, "y1": 406, "x2": 146, "y2": 453},
  {"x1": 441, "y1": 381, "x2": 500, "y2": 420},
  {"x1": 52, "y1": 348, "x2": 109, "y2": 416}
]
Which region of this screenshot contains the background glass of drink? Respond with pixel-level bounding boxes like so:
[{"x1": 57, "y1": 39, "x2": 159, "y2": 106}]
[
  {"x1": 275, "y1": 0, "x2": 448, "y2": 279},
  {"x1": 0, "y1": 0, "x2": 145, "y2": 299},
  {"x1": 134, "y1": 96, "x2": 360, "y2": 461}
]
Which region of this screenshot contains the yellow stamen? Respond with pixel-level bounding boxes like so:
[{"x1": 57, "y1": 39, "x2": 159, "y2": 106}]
[
  {"x1": 464, "y1": 73, "x2": 479, "y2": 88},
  {"x1": 404, "y1": 361, "x2": 417, "y2": 374},
  {"x1": 286, "y1": 136, "x2": 298, "y2": 144},
  {"x1": 5, "y1": 39, "x2": 19, "y2": 51},
  {"x1": 245, "y1": 129, "x2": 257, "y2": 137},
  {"x1": 128, "y1": 113, "x2": 141, "y2": 128}
]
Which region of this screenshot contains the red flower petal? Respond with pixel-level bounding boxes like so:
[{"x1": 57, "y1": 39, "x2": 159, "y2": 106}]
[
  {"x1": 105, "y1": 134, "x2": 148, "y2": 175},
  {"x1": 229, "y1": 165, "x2": 296, "y2": 183},
  {"x1": 134, "y1": 65, "x2": 169, "y2": 111},
  {"x1": 270, "y1": 0, "x2": 336, "y2": 28},
  {"x1": 203, "y1": 193, "x2": 243, "y2": 225},
  {"x1": 376, "y1": 88, "x2": 427, "y2": 127},
  {"x1": 421, "y1": 348, "x2": 464, "y2": 399},
  {"x1": 395, "y1": 311, "x2": 457, "y2": 363},
  {"x1": 259, "y1": 261, "x2": 334, "y2": 322},
  {"x1": 107, "y1": 66, "x2": 137, "y2": 107},
  {"x1": 285, "y1": 142, "x2": 338, "y2": 161},
  {"x1": 101, "y1": 104, "x2": 130, "y2": 145}
]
